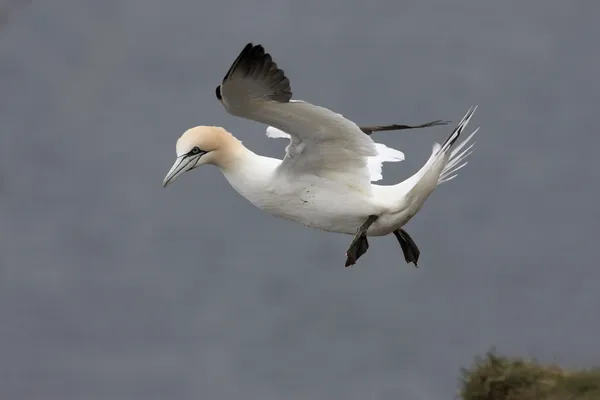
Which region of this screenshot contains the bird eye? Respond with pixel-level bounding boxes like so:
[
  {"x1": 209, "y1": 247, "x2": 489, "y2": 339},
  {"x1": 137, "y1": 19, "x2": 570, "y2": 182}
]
[{"x1": 190, "y1": 146, "x2": 201, "y2": 155}]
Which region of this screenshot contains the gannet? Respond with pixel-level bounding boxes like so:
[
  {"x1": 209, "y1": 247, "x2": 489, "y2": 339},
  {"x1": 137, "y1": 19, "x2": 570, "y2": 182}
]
[{"x1": 163, "y1": 43, "x2": 478, "y2": 267}]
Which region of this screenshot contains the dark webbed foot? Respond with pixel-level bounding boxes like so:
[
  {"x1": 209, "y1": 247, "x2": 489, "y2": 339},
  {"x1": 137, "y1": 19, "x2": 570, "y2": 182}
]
[
  {"x1": 393, "y1": 228, "x2": 420, "y2": 267},
  {"x1": 345, "y1": 236, "x2": 369, "y2": 267},
  {"x1": 345, "y1": 215, "x2": 378, "y2": 267}
]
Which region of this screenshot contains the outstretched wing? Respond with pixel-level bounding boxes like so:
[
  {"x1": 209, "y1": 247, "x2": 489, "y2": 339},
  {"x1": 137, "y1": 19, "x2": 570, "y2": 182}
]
[
  {"x1": 215, "y1": 43, "x2": 382, "y2": 191},
  {"x1": 265, "y1": 126, "x2": 404, "y2": 182},
  {"x1": 359, "y1": 119, "x2": 450, "y2": 135}
]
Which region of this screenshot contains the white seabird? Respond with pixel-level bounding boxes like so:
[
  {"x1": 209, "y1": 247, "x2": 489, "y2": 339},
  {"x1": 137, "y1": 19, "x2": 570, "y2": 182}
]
[{"x1": 163, "y1": 43, "x2": 478, "y2": 267}]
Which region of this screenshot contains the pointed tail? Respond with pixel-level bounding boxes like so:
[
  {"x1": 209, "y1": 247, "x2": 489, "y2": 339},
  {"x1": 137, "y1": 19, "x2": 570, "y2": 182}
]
[
  {"x1": 399, "y1": 106, "x2": 478, "y2": 198},
  {"x1": 437, "y1": 106, "x2": 478, "y2": 184}
]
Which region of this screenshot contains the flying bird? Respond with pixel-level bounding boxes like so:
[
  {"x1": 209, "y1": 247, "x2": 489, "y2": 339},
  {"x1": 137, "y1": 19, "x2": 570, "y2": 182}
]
[{"x1": 163, "y1": 43, "x2": 478, "y2": 267}]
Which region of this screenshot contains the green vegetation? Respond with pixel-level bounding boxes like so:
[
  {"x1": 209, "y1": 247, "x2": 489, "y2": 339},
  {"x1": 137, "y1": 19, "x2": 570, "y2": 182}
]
[{"x1": 460, "y1": 350, "x2": 600, "y2": 400}]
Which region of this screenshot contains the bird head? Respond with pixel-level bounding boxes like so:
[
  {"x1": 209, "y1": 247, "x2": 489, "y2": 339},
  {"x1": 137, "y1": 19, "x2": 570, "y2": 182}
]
[{"x1": 163, "y1": 126, "x2": 234, "y2": 187}]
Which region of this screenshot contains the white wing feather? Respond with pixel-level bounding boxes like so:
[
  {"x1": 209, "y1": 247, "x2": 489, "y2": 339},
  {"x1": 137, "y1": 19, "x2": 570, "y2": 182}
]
[
  {"x1": 216, "y1": 44, "x2": 392, "y2": 192},
  {"x1": 266, "y1": 126, "x2": 290, "y2": 139},
  {"x1": 266, "y1": 125, "x2": 404, "y2": 182}
]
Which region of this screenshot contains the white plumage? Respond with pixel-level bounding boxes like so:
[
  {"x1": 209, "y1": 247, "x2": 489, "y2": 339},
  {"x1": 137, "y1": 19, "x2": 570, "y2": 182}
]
[
  {"x1": 265, "y1": 125, "x2": 405, "y2": 182},
  {"x1": 163, "y1": 43, "x2": 479, "y2": 267}
]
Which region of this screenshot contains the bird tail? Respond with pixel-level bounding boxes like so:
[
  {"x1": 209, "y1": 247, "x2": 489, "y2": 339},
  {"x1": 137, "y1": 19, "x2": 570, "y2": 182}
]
[
  {"x1": 437, "y1": 124, "x2": 478, "y2": 184},
  {"x1": 428, "y1": 106, "x2": 478, "y2": 185},
  {"x1": 397, "y1": 106, "x2": 478, "y2": 200}
]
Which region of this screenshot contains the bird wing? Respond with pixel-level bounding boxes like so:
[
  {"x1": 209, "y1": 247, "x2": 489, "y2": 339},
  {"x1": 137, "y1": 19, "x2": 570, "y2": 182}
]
[
  {"x1": 265, "y1": 125, "x2": 404, "y2": 183},
  {"x1": 215, "y1": 43, "x2": 400, "y2": 190},
  {"x1": 359, "y1": 120, "x2": 449, "y2": 135}
]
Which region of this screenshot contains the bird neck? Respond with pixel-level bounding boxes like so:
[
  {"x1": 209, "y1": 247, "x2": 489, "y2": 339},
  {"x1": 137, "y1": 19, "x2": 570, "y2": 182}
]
[
  {"x1": 206, "y1": 132, "x2": 244, "y2": 170},
  {"x1": 215, "y1": 142, "x2": 280, "y2": 211}
]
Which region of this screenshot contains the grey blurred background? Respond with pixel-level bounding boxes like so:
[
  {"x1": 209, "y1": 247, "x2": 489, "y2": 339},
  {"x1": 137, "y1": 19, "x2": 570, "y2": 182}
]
[{"x1": 1, "y1": 1, "x2": 599, "y2": 399}]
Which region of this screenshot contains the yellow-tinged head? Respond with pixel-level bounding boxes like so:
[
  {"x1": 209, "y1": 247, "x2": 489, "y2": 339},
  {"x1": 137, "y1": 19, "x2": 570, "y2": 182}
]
[{"x1": 162, "y1": 126, "x2": 242, "y2": 187}]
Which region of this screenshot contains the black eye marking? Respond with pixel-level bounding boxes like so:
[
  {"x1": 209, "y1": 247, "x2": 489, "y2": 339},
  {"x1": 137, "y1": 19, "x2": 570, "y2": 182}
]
[{"x1": 190, "y1": 146, "x2": 201, "y2": 155}]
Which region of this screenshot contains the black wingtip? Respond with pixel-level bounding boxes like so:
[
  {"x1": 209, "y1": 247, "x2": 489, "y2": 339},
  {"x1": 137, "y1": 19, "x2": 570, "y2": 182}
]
[
  {"x1": 219, "y1": 42, "x2": 292, "y2": 103},
  {"x1": 216, "y1": 43, "x2": 255, "y2": 100},
  {"x1": 359, "y1": 119, "x2": 452, "y2": 135},
  {"x1": 222, "y1": 42, "x2": 256, "y2": 82}
]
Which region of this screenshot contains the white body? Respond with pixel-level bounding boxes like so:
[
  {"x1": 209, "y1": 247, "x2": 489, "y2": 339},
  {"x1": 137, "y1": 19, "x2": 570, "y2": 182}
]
[
  {"x1": 216, "y1": 100, "x2": 477, "y2": 237},
  {"x1": 163, "y1": 43, "x2": 478, "y2": 239},
  {"x1": 222, "y1": 152, "x2": 412, "y2": 236}
]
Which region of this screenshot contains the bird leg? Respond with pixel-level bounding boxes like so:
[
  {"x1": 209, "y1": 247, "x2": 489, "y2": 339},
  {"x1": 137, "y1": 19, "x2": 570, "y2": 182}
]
[
  {"x1": 345, "y1": 215, "x2": 378, "y2": 267},
  {"x1": 393, "y1": 228, "x2": 420, "y2": 267},
  {"x1": 359, "y1": 119, "x2": 450, "y2": 136}
]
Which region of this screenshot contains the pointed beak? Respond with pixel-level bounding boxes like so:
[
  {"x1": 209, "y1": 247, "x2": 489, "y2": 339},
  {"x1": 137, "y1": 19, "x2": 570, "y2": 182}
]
[{"x1": 163, "y1": 155, "x2": 196, "y2": 187}]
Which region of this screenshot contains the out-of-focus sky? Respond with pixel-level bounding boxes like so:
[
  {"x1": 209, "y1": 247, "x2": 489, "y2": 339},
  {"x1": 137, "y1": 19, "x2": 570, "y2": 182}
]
[{"x1": 1, "y1": 1, "x2": 599, "y2": 399}]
